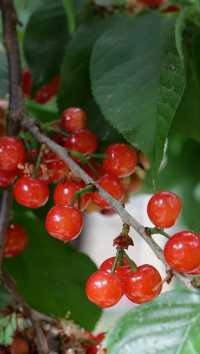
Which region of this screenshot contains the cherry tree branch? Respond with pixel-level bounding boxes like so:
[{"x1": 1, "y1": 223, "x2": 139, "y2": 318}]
[{"x1": 21, "y1": 117, "x2": 193, "y2": 290}]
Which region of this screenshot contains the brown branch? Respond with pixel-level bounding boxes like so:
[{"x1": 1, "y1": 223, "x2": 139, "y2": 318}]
[
  {"x1": 21, "y1": 116, "x2": 193, "y2": 290},
  {"x1": 0, "y1": 189, "x2": 12, "y2": 273}
]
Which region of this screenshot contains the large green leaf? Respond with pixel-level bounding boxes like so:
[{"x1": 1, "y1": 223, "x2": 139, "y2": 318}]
[
  {"x1": 57, "y1": 16, "x2": 119, "y2": 111},
  {"x1": 24, "y1": 0, "x2": 69, "y2": 90},
  {"x1": 90, "y1": 13, "x2": 185, "y2": 175},
  {"x1": 105, "y1": 290, "x2": 200, "y2": 354},
  {"x1": 4, "y1": 212, "x2": 101, "y2": 330}
]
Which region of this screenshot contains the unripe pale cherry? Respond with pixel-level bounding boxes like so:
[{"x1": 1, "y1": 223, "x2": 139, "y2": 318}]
[
  {"x1": 0, "y1": 137, "x2": 26, "y2": 172},
  {"x1": 147, "y1": 191, "x2": 182, "y2": 228},
  {"x1": 164, "y1": 231, "x2": 200, "y2": 273},
  {"x1": 45, "y1": 205, "x2": 83, "y2": 241}
]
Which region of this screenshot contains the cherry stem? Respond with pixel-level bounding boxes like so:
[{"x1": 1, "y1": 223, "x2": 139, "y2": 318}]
[
  {"x1": 145, "y1": 227, "x2": 170, "y2": 239},
  {"x1": 90, "y1": 153, "x2": 106, "y2": 160},
  {"x1": 70, "y1": 150, "x2": 99, "y2": 176},
  {"x1": 124, "y1": 252, "x2": 137, "y2": 272},
  {"x1": 70, "y1": 184, "x2": 96, "y2": 208},
  {"x1": 111, "y1": 249, "x2": 124, "y2": 273},
  {"x1": 122, "y1": 223, "x2": 130, "y2": 236},
  {"x1": 32, "y1": 144, "x2": 45, "y2": 179}
]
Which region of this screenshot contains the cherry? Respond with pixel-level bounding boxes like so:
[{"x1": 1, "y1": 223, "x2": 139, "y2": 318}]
[
  {"x1": 22, "y1": 69, "x2": 32, "y2": 97},
  {"x1": 92, "y1": 174, "x2": 125, "y2": 209},
  {"x1": 54, "y1": 180, "x2": 91, "y2": 211},
  {"x1": 139, "y1": 0, "x2": 164, "y2": 7},
  {"x1": 162, "y1": 4, "x2": 180, "y2": 12},
  {"x1": 61, "y1": 107, "x2": 87, "y2": 133},
  {"x1": 86, "y1": 270, "x2": 123, "y2": 308},
  {"x1": 100, "y1": 257, "x2": 132, "y2": 281},
  {"x1": 64, "y1": 129, "x2": 98, "y2": 155},
  {"x1": 10, "y1": 336, "x2": 29, "y2": 354},
  {"x1": 87, "y1": 333, "x2": 106, "y2": 354},
  {"x1": 103, "y1": 143, "x2": 138, "y2": 178},
  {"x1": 45, "y1": 205, "x2": 83, "y2": 241},
  {"x1": 51, "y1": 132, "x2": 67, "y2": 146},
  {"x1": 13, "y1": 176, "x2": 49, "y2": 208},
  {"x1": 0, "y1": 137, "x2": 26, "y2": 172},
  {"x1": 164, "y1": 231, "x2": 200, "y2": 273},
  {"x1": 0, "y1": 169, "x2": 17, "y2": 188},
  {"x1": 41, "y1": 151, "x2": 70, "y2": 184},
  {"x1": 34, "y1": 76, "x2": 60, "y2": 104},
  {"x1": 4, "y1": 224, "x2": 28, "y2": 258},
  {"x1": 123, "y1": 264, "x2": 162, "y2": 304},
  {"x1": 147, "y1": 191, "x2": 182, "y2": 228},
  {"x1": 82, "y1": 161, "x2": 105, "y2": 180}
]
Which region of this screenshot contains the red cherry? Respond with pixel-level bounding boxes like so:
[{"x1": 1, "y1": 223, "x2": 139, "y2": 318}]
[
  {"x1": 34, "y1": 76, "x2": 60, "y2": 104},
  {"x1": 100, "y1": 257, "x2": 132, "y2": 281},
  {"x1": 13, "y1": 176, "x2": 49, "y2": 208},
  {"x1": 87, "y1": 333, "x2": 106, "y2": 354},
  {"x1": 0, "y1": 169, "x2": 17, "y2": 188},
  {"x1": 45, "y1": 205, "x2": 83, "y2": 241},
  {"x1": 139, "y1": 0, "x2": 164, "y2": 7},
  {"x1": 147, "y1": 191, "x2": 182, "y2": 228},
  {"x1": 41, "y1": 151, "x2": 70, "y2": 184},
  {"x1": 4, "y1": 224, "x2": 28, "y2": 258},
  {"x1": 10, "y1": 336, "x2": 29, "y2": 354},
  {"x1": 92, "y1": 174, "x2": 125, "y2": 209},
  {"x1": 61, "y1": 107, "x2": 87, "y2": 133},
  {"x1": 162, "y1": 4, "x2": 180, "y2": 13},
  {"x1": 64, "y1": 129, "x2": 98, "y2": 155},
  {"x1": 51, "y1": 132, "x2": 67, "y2": 146},
  {"x1": 82, "y1": 161, "x2": 105, "y2": 180},
  {"x1": 22, "y1": 69, "x2": 32, "y2": 97},
  {"x1": 0, "y1": 137, "x2": 26, "y2": 172},
  {"x1": 86, "y1": 270, "x2": 123, "y2": 308},
  {"x1": 188, "y1": 267, "x2": 200, "y2": 275},
  {"x1": 123, "y1": 264, "x2": 162, "y2": 304},
  {"x1": 54, "y1": 180, "x2": 91, "y2": 211},
  {"x1": 164, "y1": 231, "x2": 200, "y2": 273},
  {"x1": 103, "y1": 144, "x2": 138, "y2": 178}
]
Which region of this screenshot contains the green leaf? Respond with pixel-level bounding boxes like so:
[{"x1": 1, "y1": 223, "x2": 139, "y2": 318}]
[
  {"x1": 24, "y1": 0, "x2": 69, "y2": 90},
  {"x1": 105, "y1": 290, "x2": 200, "y2": 354},
  {"x1": 172, "y1": 32, "x2": 200, "y2": 141},
  {"x1": 0, "y1": 286, "x2": 10, "y2": 310},
  {"x1": 5, "y1": 212, "x2": 101, "y2": 330},
  {"x1": 62, "y1": 0, "x2": 76, "y2": 33},
  {"x1": 0, "y1": 44, "x2": 8, "y2": 98},
  {"x1": 94, "y1": 0, "x2": 125, "y2": 5},
  {"x1": 57, "y1": 16, "x2": 119, "y2": 111},
  {"x1": 90, "y1": 13, "x2": 185, "y2": 175},
  {"x1": 26, "y1": 99, "x2": 58, "y2": 123}
]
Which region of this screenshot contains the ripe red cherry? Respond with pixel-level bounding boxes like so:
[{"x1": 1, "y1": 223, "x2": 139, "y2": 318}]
[
  {"x1": 0, "y1": 137, "x2": 26, "y2": 172},
  {"x1": 164, "y1": 231, "x2": 200, "y2": 273},
  {"x1": 34, "y1": 76, "x2": 60, "y2": 104},
  {"x1": 103, "y1": 143, "x2": 138, "y2": 178},
  {"x1": 45, "y1": 205, "x2": 83, "y2": 241},
  {"x1": 139, "y1": 0, "x2": 164, "y2": 7},
  {"x1": 123, "y1": 264, "x2": 162, "y2": 304},
  {"x1": 0, "y1": 169, "x2": 17, "y2": 188},
  {"x1": 86, "y1": 270, "x2": 123, "y2": 308},
  {"x1": 64, "y1": 129, "x2": 98, "y2": 155},
  {"x1": 54, "y1": 180, "x2": 91, "y2": 211},
  {"x1": 22, "y1": 69, "x2": 32, "y2": 97},
  {"x1": 61, "y1": 107, "x2": 87, "y2": 132},
  {"x1": 92, "y1": 174, "x2": 125, "y2": 209},
  {"x1": 147, "y1": 191, "x2": 182, "y2": 228},
  {"x1": 41, "y1": 151, "x2": 70, "y2": 184},
  {"x1": 100, "y1": 257, "x2": 132, "y2": 281},
  {"x1": 10, "y1": 336, "x2": 29, "y2": 354},
  {"x1": 82, "y1": 161, "x2": 105, "y2": 180},
  {"x1": 13, "y1": 176, "x2": 49, "y2": 208},
  {"x1": 87, "y1": 333, "x2": 106, "y2": 354},
  {"x1": 4, "y1": 224, "x2": 28, "y2": 258}
]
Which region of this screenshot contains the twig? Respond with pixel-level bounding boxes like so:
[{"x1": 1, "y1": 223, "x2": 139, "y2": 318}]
[
  {"x1": 0, "y1": 189, "x2": 12, "y2": 273},
  {"x1": 21, "y1": 116, "x2": 193, "y2": 289}
]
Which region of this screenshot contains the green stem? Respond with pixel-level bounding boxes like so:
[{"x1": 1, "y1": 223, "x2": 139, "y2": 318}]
[
  {"x1": 32, "y1": 144, "x2": 45, "y2": 179},
  {"x1": 90, "y1": 153, "x2": 106, "y2": 160},
  {"x1": 70, "y1": 184, "x2": 96, "y2": 208},
  {"x1": 111, "y1": 249, "x2": 124, "y2": 273},
  {"x1": 124, "y1": 252, "x2": 137, "y2": 272},
  {"x1": 145, "y1": 227, "x2": 170, "y2": 239}
]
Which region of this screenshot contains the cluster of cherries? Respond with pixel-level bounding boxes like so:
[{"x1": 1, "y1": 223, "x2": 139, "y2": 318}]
[
  {"x1": 0, "y1": 106, "x2": 146, "y2": 257},
  {"x1": 86, "y1": 191, "x2": 200, "y2": 308}
]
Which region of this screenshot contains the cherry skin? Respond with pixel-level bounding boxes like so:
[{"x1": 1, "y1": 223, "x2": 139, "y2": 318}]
[
  {"x1": 34, "y1": 76, "x2": 60, "y2": 104},
  {"x1": 147, "y1": 191, "x2": 182, "y2": 228},
  {"x1": 87, "y1": 333, "x2": 106, "y2": 354},
  {"x1": 13, "y1": 176, "x2": 49, "y2": 208},
  {"x1": 4, "y1": 224, "x2": 28, "y2": 258},
  {"x1": 164, "y1": 231, "x2": 200, "y2": 273},
  {"x1": 22, "y1": 68, "x2": 32, "y2": 97},
  {"x1": 53, "y1": 180, "x2": 91, "y2": 211},
  {"x1": 61, "y1": 107, "x2": 87, "y2": 133},
  {"x1": 100, "y1": 257, "x2": 132, "y2": 281},
  {"x1": 0, "y1": 169, "x2": 17, "y2": 188},
  {"x1": 92, "y1": 174, "x2": 125, "y2": 209},
  {"x1": 86, "y1": 270, "x2": 123, "y2": 308},
  {"x1": 10, "y1": 336, "x2": 29, "y2": 354},
  {"x1": 139, "y1": 0, "x2": 164, "y2": 7},
  {"x1": 45, "y1": 205, "x2": 83, "y2": 241},
  {"x1": 64, "y1": 129, "x2": 98, "y2": 155},
  {"x1": 0, "y1": 137, "x2": 26, "y2": 172},
  {"x1": 41, "y1": 151, "x2": 70, "y2": 184},
  {"x1": 123, "y1": 264, "x2": 162, "y2": 304},
  {"x1": 103, "y1": 143, "x2": 138, "y2": 178}
]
